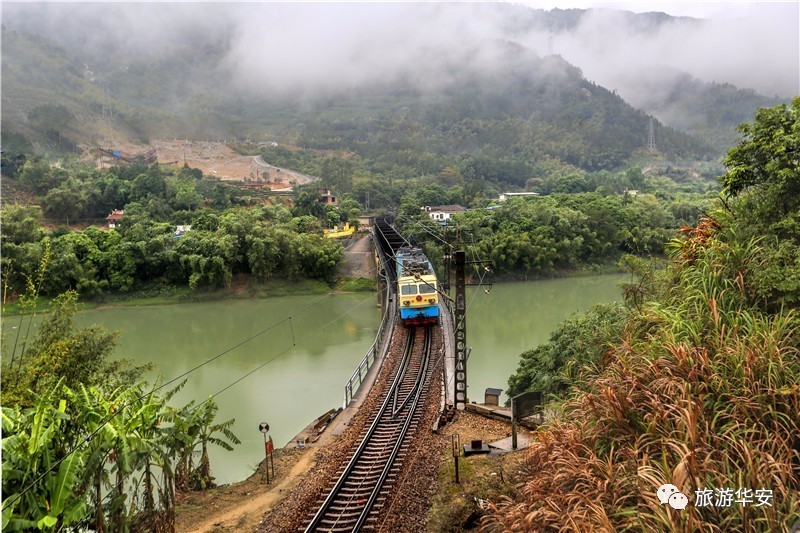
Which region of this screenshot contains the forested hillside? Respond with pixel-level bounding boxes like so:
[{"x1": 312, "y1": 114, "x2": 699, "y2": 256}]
[
  {"x1": 3, "y1": 22, "x2": 713, "y2": 175},
  {"x1": 630, "y1": 72, "x2": 786, "y2": 151}
]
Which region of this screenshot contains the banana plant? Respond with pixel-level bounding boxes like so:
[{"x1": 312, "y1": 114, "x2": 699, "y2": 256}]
[
  {"x1": 1, "y1": 380, "x2": 87, "y2": 531},
  {"x1": 190, "y1": 398, "x2": 240, "y2": 490}
]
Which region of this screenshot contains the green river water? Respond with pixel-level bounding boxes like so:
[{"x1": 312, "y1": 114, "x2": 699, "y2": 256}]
[{"x1": 5, "y1": 273, "x2": 626, "y2": 484}]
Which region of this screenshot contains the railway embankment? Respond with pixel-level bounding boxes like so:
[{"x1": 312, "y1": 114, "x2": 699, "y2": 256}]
[
  {"x1": 175, "y1": 402, "x2": 532, "y2": 532},
  {"x1": 174, "y1": 228, "x2": 536, "y2": 532},
  {"x1": 174, "y1": 315, "x2": 534, "y2": 532}
]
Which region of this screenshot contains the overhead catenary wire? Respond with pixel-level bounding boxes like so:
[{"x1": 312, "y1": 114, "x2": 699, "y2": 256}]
[
  {"x1": 8, "y1": 220, "x2": 455, "y2": 518},
  {"x1": 376, "y1": 216, "x2": 454, "y2": 302},
  {"x1": 394, "y1": 215, "x2": 493, "y2": 397},
  {"x1": 62, "y1": 220, "x2": 476, "y2": 528},
  {"x1": 395, "y1": 212, "x2": 492, "y2": 301},
  {"x1": 3, "y1": 239, "x2": 385, "y2": 514},
  {"x1": 1, "y1": 292, "x2": 332, "y2": 513},
  {"x1": 70, "y1": 292, "x2": 377, "y2": 531}
]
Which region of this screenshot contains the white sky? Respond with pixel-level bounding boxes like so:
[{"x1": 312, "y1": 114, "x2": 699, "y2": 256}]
[
  {"x1": 517, "y1": 1, "x2": 796, "y2": 18},
  {"x1": 2, "y1": 1, "x2": 797, "y2": 98}
]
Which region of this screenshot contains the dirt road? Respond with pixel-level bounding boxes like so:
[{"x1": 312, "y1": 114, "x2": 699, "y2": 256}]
[
  {"x1": 175, "y1": 448, "x2": 315, "y2": 533},
  {"x1": 338, "y1": 235, "x2": 376, "y2": 279}
]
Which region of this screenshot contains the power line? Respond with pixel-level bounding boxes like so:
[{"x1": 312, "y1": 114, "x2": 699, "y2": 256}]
[
  {"x1": 70, "y1": 294, "x2": 376, "y2": 530},
  {"x1": 1, "y1": 292, "x2": 333, "y2": 513},
  {"x1": 394, "y1": 213, "x2": 453, "y2": 250},
  {"x1": 3, "y1": 249, "x2": 385, "y2": 514},
  {"x1": 6, "y1": 225, "x2": 430, "y2": 518}
]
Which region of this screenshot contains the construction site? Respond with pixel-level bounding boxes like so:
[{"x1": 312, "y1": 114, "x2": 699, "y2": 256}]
[{"x1": 85, "y1": 140, "x2": 318, "y2": 191}]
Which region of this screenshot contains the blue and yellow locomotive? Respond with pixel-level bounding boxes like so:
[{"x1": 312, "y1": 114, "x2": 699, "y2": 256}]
[{"x1": 396, "y1": 246, "x2": 440, "y2": 326}]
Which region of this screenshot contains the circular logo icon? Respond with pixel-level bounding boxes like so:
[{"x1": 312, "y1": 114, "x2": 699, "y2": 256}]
[
  {"x1": 668, "y1": 492, "x2": 689, "y2": 510},
  {"x1": 656, "y1": 483, "x2": 680, "y2": 505}
]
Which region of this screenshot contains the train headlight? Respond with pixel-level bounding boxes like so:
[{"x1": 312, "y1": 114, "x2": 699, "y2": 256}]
[
  {"x1": 403, "y1": 301, "x2": 410, "y2": 306},
  {"x1": 428, "y1": 298, "x2": 435, "y2": 304}
]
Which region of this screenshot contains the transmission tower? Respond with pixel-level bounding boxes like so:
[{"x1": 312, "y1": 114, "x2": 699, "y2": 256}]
[{"x1": 647, "y1": 117, "x2": 656, "y2": 153}]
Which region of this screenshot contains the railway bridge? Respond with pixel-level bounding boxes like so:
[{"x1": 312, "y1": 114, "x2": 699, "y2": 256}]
[{"x1": 299, "y1": 216, "x2": 459, "y2": 532}]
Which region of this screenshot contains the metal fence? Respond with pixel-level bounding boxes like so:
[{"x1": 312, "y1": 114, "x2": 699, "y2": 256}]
[{"x1": 343, "y1": 235, "x2": 395, "y2": 408}]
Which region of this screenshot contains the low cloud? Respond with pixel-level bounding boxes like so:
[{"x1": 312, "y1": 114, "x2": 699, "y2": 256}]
[
  {"x1": 3, "y1": 3, "x2": 797, "y2": 102},
  {"x1": 539, "y1": 6, "x2": 799, "y2": 104}
]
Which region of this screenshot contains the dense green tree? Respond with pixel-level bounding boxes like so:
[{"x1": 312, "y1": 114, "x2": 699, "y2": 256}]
[
  {"x1": 1, "y1": 151, "x2": 27, "y2": 178},
  {"x1": 42, "y1": 186, "x2": 84, "y2": 224},
  {"x1": 293, "y1": 189, "x2": 326, "y2": 219},
  {"x1": 246, "y1": 230, "x2": 282, "y2": 281},
  {"x1": 131, "y1": 171, "x2": 167, "y2": 201},
  {"x1": 507, "y1": 303, "x2": 627, "y2": 399},
  {"x1": 18, "y1": 160, "x2": 68, "y2": 195},
  {"x1": 1, "y1": 206, "x2": 44, "y2": 295},
  {"x1": 718, "y1": 98, "x2": 800, "y2": 308},
  {"x1": 320, "y1": 156, "x2": 355, "y2": 192},
  {"x1": 720, "y1": 97, "x2": 800, "y2": 217},
  {"x1": 173, "y1": 180, "x2": 203, "y2": 211}
]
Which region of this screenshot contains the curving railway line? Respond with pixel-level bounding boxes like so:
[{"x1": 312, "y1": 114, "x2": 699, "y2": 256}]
[{"x1": 303, "y1": 325, "x2": 437, "y2": 532}]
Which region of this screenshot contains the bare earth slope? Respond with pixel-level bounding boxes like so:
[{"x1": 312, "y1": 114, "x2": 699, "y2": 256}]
[{"x1": 86, "y1": 140, "x2": 318, "y2": 189}]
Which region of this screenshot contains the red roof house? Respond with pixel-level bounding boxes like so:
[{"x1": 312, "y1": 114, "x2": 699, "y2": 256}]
[{"x1": 106, "y1": 209, "x2": 124, "y2": 229}]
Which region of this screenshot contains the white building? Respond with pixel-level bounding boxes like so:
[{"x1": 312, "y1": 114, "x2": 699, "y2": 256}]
[
  {"x1": 106, "y1": 209, "x2": 124, "y2": 229},
  {"x1": 499, "y1": 192, "x2": 540, "y2": 202},
  {"x1": 423, "y1": 205, "x2": 467, "y2": 224},
  {"x1": 174, "y1": 225, "x2": 192, "y2": 238}
]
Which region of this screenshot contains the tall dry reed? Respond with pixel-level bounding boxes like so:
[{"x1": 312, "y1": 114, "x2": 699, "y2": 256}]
[{"x1": 484, "y1": 217, "x2": 800, "y2": 532}]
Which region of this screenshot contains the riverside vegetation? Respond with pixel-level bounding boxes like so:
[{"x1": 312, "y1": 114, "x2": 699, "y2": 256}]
[
  {"x1": 1, "y1": 101, "x2": 794, "y2": 533},
  {"x1": 0, "y1": 98, "x2": 762, "y2": 533},
  {"x1": 484, "y1": 99, "x2": 800, "y2": 530},
  {"x1": 2, "y1": 14, "x2": 795, "y2": 529},
  {"x1": 1, "y1": 290, "x2": 241, "y2": 531}
]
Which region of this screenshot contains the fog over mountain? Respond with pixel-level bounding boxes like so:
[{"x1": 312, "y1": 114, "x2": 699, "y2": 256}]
[{"x1": 3, "y1": 2, "x2": 797, "y2": 103}]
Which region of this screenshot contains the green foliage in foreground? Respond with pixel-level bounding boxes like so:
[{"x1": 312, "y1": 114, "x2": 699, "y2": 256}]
[
  {"x1": 506, "y1": 303, "x2": 628, "y2": 400},
  {"x1": 719, "y1": 97, "x2": 800, "y2": 309},
  {"x1": 493, "y1": 198, "x2": 800, "y2": 532},
  {"x1": 490, "y1": 98, "x2": 800, "y2": 531},
  {"x1": 1, "y1": 292, "x2": 240, "y2": 531}
]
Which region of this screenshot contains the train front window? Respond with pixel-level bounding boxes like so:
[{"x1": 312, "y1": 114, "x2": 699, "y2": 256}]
[
  {"x1": 418, "y1": 284, "x2": 436, "y2": 295},
  {"x1": 401, "y1": 285, "x2": 418, "y2": 296}
]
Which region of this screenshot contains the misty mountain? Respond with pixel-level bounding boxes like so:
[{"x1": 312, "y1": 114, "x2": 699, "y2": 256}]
[
  {"x1": 6, "y1": 1, "x2": 793, "y2": 172},
  {"x1": 291, "y1": 41, "x2": 716, "y2": 171},
  {"x1": 2, "y1": 21, "x2": 718, "y2": 174},
  {"x1": 620, "y1": 71, "x2": 786, "y2": 150},
  {"x1": 2, "y1": 3, "x2": 795, "y2": 133}
]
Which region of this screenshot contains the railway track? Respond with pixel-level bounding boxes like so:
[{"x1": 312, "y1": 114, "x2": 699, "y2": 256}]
[{"x1": 303, "y1": 326, "x2": 436, "y2": 532}]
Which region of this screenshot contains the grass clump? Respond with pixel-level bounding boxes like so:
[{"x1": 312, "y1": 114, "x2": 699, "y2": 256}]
[
  {"x1": 334, "y1": 277, "x2": 376, "y2": 292},
  {"x1": 484, "y1": 216, "x2": 800, "y2": 531}
]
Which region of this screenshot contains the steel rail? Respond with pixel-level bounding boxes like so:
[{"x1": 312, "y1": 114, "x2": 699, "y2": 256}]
[
  {"x1": 304, "y1": 326, "x2": 432, "y2": 532},
  {"x1": 352, "y1": 327, "x2": 431, "y2": 531}
]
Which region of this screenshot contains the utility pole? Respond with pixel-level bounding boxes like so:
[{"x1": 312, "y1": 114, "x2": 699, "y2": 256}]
[
  {"x1": 444, "y1": 228, "x2": 491, "y2": 411},
  {"x1": 454, "y1": 249, "x2": 467, "y2": 410},
  {"x1": 442, "y1": 226, "x2": 451, "y2": 295}
]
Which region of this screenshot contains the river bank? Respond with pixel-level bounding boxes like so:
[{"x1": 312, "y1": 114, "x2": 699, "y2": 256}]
[
  {"x1": 2, "y1": 260, "x2": 628, "y2": 317},
  {"x1": 173, "y1": 409, "x2": 526, "y2": 532},
  {"x1": 1, "y1": 274, "x2": 377, "y2": 316}
]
